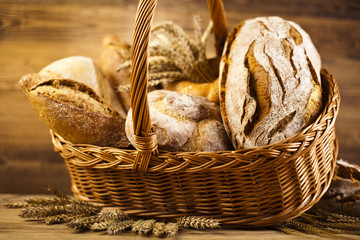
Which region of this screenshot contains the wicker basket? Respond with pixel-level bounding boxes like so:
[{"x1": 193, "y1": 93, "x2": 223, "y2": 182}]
[{"x1": 51, "y1": 0, "x2": 340, "y2": 227}]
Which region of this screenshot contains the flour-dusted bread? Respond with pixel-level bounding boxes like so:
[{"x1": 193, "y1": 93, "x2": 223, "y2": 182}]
[
  {"x1": 125, "y1": 90, "x2": 232, "y2": 152},
  {"x1": 19, "y1": 73, "x2": 130, "y2": 148},
  {"x1": 219, "y1": 16, "x2": 322, "y2": 149}
]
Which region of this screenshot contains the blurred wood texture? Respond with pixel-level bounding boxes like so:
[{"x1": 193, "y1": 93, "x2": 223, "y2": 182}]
[{"x1": 0, "y1": 0, "x2": 359, "y2": 194}]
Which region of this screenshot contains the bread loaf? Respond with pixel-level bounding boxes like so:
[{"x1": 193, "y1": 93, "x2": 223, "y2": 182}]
[
  {"x1": 100, "y1": 35, "x2": 131, "y2": 116},
  {"x1": 219, "y1": 16, "x2": 322, "y2": 149},
  {"x1": 125, "y1": 90, "x2": 232, "y2": 152},
  {"x1": 38, "y1": 55, "x2": 126, "y2": 116},
  {"x1": 39, "y1": 56, "x2": 110, "y2": 103},
  {"x1": 165, "y1": 78, "x2": 219, "y2": 104},
  {"x1": 316, "y1": 159, "x2": 360, "y2": 217},
  {"x1": 19, "y1": 73, "x2": 130, "y2": 148}
]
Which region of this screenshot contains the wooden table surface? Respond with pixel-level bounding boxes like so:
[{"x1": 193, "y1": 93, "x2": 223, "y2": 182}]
[
  {"x1": 0, "y1": 0, "x2": 359, "y2": 194},
  {"x1": 4, "y1": 194, "x2": 359, "y2": 240}
]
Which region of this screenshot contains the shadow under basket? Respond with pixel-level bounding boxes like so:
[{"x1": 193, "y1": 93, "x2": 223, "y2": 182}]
[{"x1": 51, "y1": 69, "x2": 340, "y2": 227}]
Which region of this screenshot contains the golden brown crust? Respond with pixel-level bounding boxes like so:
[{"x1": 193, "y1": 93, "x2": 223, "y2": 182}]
[
  {"x1": 19, "y1": 73, "x2": 130, "y2": 148},
  {"x1": 100, "y1": 35, "x2": 131, "y2": 115},
  {"x1": 219, "y1": 23, "x2": 246, "y2": 147},
  {"x1": 38, "y1": 56, "x2": 111, "y2": 104},
  {"x1": 165, "y1": 78, "x2": 219, "y2": 104}
]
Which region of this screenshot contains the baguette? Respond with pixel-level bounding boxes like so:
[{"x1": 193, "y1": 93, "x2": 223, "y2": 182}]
[{"x1": 100, "y1": 35, "x2": 131, "y2": 116}]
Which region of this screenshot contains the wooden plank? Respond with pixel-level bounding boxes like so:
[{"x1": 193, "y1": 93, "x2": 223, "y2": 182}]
[
  {"x1": 0, "y1": 0, "x2": 359, "y2": 194},
  {"x1": 0, "y1": 194, "x2": 307, "y2": 240}
]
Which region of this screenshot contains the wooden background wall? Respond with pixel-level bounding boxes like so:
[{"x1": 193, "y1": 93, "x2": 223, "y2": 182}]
[{"x1": 0, "y1": 0, "x2": 359, "y2": 194}]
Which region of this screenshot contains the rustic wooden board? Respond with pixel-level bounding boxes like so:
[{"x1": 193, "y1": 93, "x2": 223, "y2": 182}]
[
  {"x1": 0, "y1": 0, "x2": 359, "y2": 194},
  {"x1": 0, "y1": 194, "x2": 331, "y2": 240}
]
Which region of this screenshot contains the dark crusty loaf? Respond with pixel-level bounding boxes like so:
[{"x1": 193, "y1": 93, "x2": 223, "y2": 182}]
[
  {"x1": 219, "y1": 16, "x2": 322, "y2": 149},
  {"x1": 19, "y1": 73, "x2": 130, "y2": 148}
]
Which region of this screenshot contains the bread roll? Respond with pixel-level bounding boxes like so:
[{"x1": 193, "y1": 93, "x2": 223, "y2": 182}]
[
  {"x1": 165, "y1": 78, "x2": 219, "y2": 104},
  {"x1": 125, "y1": 90, "x2": 232, "y2": 152},
  {"x1": 219, "y1": 16, "x2": 322, "y2": 149},
  {"x1": 19, "y1": 73, "x2": 130, "y2": 148}
]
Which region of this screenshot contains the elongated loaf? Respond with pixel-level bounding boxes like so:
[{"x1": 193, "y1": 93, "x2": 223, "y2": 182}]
[
  {"x1": 219, "y1": 16, "x2": 322, "y2": 149},
  {"x1": 19, "y1": 73, "x2": 130, "y2": 148},
  {"x1": 39, "y1": 56, "x2": 110, "y2": 102},
  {"x1": 38, "y1": 55, "x2": 125, "y2": 116},
  {"x1": 100, "y1": 35, "x2": 131, "y2": 116},
  {"x1": 126, "y1": 90, "x2": 232, "y2": 152}
]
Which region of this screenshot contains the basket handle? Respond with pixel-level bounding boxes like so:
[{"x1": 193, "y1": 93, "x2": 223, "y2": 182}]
[{"x1": 130, "y1": 0, "x2": 228, "y2": 172}]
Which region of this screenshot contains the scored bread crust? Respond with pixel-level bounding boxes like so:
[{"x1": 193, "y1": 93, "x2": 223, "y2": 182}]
[
  {"x1": 38, "y1": 56, "x2": 111, "y2": 104},
  {"x1": 19, "y1": 73, "x2": 130, "y2": 148},
  {"x1": 219, "y1": 16, "x2": 322, "y2": 149}
]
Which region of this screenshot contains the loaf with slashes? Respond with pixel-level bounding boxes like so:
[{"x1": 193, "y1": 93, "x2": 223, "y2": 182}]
[
  {"x1": 219, "y1": 16, "x2": 322, "y2": 149},
  {"x1": 19, "y1": 56, "x2": 130, "y2": 148}
]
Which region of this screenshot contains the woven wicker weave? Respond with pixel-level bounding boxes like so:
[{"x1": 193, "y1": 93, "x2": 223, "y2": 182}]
[{"x1": 51, "y1": 0, "x2": 340, "y2": 226}]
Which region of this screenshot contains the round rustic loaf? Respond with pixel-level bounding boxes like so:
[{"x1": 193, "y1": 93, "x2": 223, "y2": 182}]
[
  {"x1": 125, "y1": 90, "x2": 233, "y2": 152},
  {"x1": 219, "y1": 16, "x2": 322, "y2": 149}
]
